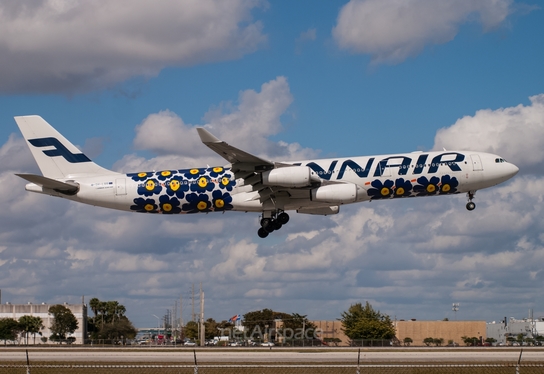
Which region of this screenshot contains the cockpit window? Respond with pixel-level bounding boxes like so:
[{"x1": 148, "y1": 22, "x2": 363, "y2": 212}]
[{"x1": 495, "y1": 158, "x2": 507, "y2": 163}]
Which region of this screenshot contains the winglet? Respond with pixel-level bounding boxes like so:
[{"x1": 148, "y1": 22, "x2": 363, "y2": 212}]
[{"x1": 196, "y1": 127, "x2": 221, "y2": 144}]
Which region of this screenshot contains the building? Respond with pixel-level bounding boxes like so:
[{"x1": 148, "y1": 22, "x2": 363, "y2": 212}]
[
  {"x1": 311, "y1": 320, "x2": 348, "y2": 346},
  {"x1": 395, "y1": 320, "x2": 486, "y2": 346},
  {"x1": 487, "y1": 317, "x2": 544, "y2": 345},
  {"x1": 0, "y1": 302, "x2": 87, "y2": 344}
]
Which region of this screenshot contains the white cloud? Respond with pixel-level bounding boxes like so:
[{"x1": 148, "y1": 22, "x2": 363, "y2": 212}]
[
  {"x1": 122, "y1": 77, "x2": 317, "y2": 173},
  {"x1": 433, "y1": 94, "x2": 544, "y2": 172},
  {"x1": 333, "y1": 0, "x2": 512, "y2": 64},
  {"x1": 0, "y1": 0, "x2": 267, "y2": 93}
]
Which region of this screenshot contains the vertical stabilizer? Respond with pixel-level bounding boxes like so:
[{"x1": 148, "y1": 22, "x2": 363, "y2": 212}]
[{"x1": 15, "y1": 115, "x2": 116, "y2": 179}]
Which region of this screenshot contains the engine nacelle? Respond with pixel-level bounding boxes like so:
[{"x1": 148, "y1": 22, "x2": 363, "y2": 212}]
[
  {"x1": 310, "y1": 184, "x2": 364, "y2": 204},
  {"x1": 262, "y1": 166, "x2": 318, "y2": 188}
]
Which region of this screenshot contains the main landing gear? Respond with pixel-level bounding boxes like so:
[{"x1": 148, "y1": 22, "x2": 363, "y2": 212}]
[
  {"x1": 466, "y1": 191, "x2": 476, "y2": 211},
  {"x1": 257, "y1": 211, "x2": 290, "y2": 238}
]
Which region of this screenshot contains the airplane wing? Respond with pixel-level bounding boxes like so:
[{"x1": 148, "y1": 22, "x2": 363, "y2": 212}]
[
  {"x1": 196, "y1": 128, "x2": 274, "y2": 173},
  {"x1": 196, "y1": 128, "x2": 320, "y2": 205}
]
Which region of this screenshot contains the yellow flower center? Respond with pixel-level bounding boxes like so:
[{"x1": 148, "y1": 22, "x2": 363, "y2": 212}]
[
  {"x1": 427, "y1": 184, "x2": 436, "y2": 193},
  {"x1": 162, "y1": 203, "x2": 172, "y2": 212},
  {"x1": 221, "y1": 177, "x2": 230, "y2": 186},
  {"x1": 138, "y1": 172, "x2": 147, "y2": 178},
  {"x1": 396, "y1": 187, "x2": 405, "y2": 196},
  {"x1": 213, "y1": 167, "x2": 223, "y2": 173},
  {"x1": 215, "y1": 199, "x2": 225, "y2": 208},
  {"x1": 380, "y1": 187, "x2": 390, "y2": 196},
  {"x1": 145, "y1": 180, "x2": 156, "y2": 191},
  {"x1": 190, "y1": 169, "x2": 199, "y2": 175},
  {"x1": 442, "y1": 184, "x2": 451, "y2": 192},
  {"x1": 144, "y1": 204, "x2": 154, "y2": 211},
  {"x1": 198, "y1": 177, "x2": 208, "y2": 188},
  {"x1": 197, "y1": 201, "x2": 208, "y2": 210},
  {"x1": 161, "y1": 171, "x2": 171, "y2": 177},
  {"x1": 170, "y1": 180, "x2": 180, "y2": 191}
]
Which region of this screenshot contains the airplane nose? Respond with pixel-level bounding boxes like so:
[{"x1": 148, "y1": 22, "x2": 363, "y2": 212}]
[{"x1": 509, "y1": 163, "x2": 519, "y2": 178}]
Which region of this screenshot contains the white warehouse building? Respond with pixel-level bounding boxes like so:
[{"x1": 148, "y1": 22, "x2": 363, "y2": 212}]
[{"x1": 0, "y1": 302, "x2": 87, "y2": 344}]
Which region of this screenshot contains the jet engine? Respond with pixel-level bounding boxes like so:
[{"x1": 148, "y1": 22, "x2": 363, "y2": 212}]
[
  {"x1": 310, "y1": 183, "x2": 365, "y2": 204},
  {"x1": 262, "y1": 166, "x2": 319, "y2": 188}
]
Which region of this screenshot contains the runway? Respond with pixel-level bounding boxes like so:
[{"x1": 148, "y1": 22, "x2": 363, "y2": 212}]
[{"x1": 0, "y1": 348, "x2": 543, "y2": 364}]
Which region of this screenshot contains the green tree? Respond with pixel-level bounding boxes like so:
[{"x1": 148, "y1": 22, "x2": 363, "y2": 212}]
[
  {"x1": 340, "y1": 302, "x2": 395, "y2": 341},
  {"x1": 433, "y1": 338, "x2": 444, "y2": 346},
  {"x1": 485, "y1": 337, "x2": 497, "y2": 345},
  {"x1": 403, "y1": 337, "x2": 413, "y2": 346},
  {"x1": 87, "y1": 298, "x2": 135, "y2": 341},
  {"x1": 461, "y1": 336, "x2": 480, "y2": 346},
  {"x1": 243, "y1": 309, "x2": 291, "y2": 341},
  {"x1": 423, "y1": 337, "x2": 434, "y2": 346},
  {"x1": 18, "y1": 315, "x2": 44, "y2": 345},
  {"x1": 280, "y1": 313, "x2": 317, "y2": 340},
  {"x1": 48, "y1": 304, "x2": 78, "y2": 342},
  {"x1": 0, "y1": 318, "x2": 20, "y2": 345},
  {"x1": 184, "y1": 321, "x2": 199, "y2": 340},
  {"x1": 99, "y1": 318, "x2": 137, "y2": 342}
]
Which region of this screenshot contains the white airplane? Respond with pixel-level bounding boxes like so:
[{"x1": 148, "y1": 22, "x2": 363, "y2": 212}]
[{"x1": 15, "y1": 115, "x2": 519, "y2": 238}]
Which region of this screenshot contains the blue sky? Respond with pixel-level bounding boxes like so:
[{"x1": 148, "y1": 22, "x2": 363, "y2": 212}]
[{"x1": 1, "y1": 0, "x2": 544, "y2": 329}]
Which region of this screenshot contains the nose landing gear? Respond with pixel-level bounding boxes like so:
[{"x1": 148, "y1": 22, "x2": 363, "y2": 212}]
[
  {"x1": 466, "y1": 191, "x2": 476, "y2": 211},
  {"x1": 257, "y1": 211, "x2": 290, "y2": 238}
]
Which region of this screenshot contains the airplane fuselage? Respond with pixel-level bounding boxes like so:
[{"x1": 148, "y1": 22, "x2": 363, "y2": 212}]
[{"x1": 26, "y1": 150, "x2": 518, "y2": 215}]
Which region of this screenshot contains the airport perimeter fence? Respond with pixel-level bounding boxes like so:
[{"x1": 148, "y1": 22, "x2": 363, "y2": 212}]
[{"x1": 1, "y1": 363, "x2": 544, "y2": 374}]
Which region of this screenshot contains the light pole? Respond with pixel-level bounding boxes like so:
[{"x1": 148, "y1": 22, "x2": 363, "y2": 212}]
[{"x1": 452, "y1": 303, "x2": 459, "y2": 320}]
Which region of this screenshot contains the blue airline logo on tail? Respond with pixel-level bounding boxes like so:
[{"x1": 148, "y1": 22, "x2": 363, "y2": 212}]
[{"x1": 28, "y1": 137, "x2": 91, "y2": 163}]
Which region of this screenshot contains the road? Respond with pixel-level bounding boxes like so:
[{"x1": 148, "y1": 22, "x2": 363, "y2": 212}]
[{"x1": 0, "y1": 348, "x2": 543, "y2": 364}]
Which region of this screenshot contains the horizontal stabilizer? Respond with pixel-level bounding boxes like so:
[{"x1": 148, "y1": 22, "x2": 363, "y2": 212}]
[{"x1": 15, "y1": 174, "x2": 79, "y2": 194}]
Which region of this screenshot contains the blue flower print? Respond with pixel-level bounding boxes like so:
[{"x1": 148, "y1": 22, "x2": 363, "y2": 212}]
[
  {"x1": 414, "y1": 176, "x2": 440, "y2": 196},
  {"x1": 211, "y1": 190, "x2": 233, "y2": 211},
  {"x1": 127, "y1": 172, "x2": 153, "y2": 182},
  {"x1": 208, "y1": 166, "x2": 226, "y2": 178},
  {"x1": 182, "y1": 168, "x2": 205, "y2": 180},
  {"x1": 392, "y1": 178, "x2": 412, "y2": 198},
  {"x1": 137, "y1": 178, "x2": 163, "y2": 196},
  {"x1": 190, "y1": 176, "x2": 215, "y2": 193},
  {"x1": 182, "y1": 193, "x2": 211, "y2": 214},
  {"x1": 166, "y1": 178, "x2": 190, "y2": 199},
  {"x1": 218, "y1": 174, "x2": 236, "y2": 192},
  {"x1": 130, "y1": 198, "x2": 158, "y2": 213},
  {"x1": 156, "y1": 170, "x2": 177, "y2": 181},
  {"x1": 367, "y1": 179, "x2": 394, "y2": 199},
  {"x1": 158, "y1": 195, "x2": 181, "y2": 214},
  {"x1": 439, "y1": 175, "x2": 459, "y2": 195}
]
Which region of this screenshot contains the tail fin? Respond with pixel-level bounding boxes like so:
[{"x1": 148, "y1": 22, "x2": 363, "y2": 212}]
[{"x1": 14, "y1": 115, "x2": 116, "y2": 179}]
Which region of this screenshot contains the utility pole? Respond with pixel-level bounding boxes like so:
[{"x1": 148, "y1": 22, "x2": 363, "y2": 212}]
[
  {"x1": 199, "y1": 282, "x2": 205, "y2": 346},
  {"x1": 180, "y1": 295, "x2": 183, "y2": 341},
  {"x1": 191, "y1": 283, "x2": 196, "y2": 322}
]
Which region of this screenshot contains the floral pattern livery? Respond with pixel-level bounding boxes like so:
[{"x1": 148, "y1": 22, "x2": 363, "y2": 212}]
[
  {"x1": 129, "y1": 167, "x2": 236, "y2": 214},
  {"x1": 367, "y1": 175, "x2": 459, "y2": 200}
]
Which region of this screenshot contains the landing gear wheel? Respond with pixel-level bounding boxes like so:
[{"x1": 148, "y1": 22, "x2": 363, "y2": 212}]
[
  {"x1": 261, "y1": 218, "x2": 272, "y2": 228},
  {"x1": 277, "y1": 212, "x2": 290, "y2": 225},
  {"x1": 272, "y1": 221, "x2": 282, "y2": 231},
  {"x1": 258, "y1": 228, "x2": 269, "y2": 238},
  {"x1": 466, "y1": 202, "x2": 476, "y2": 211}
]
